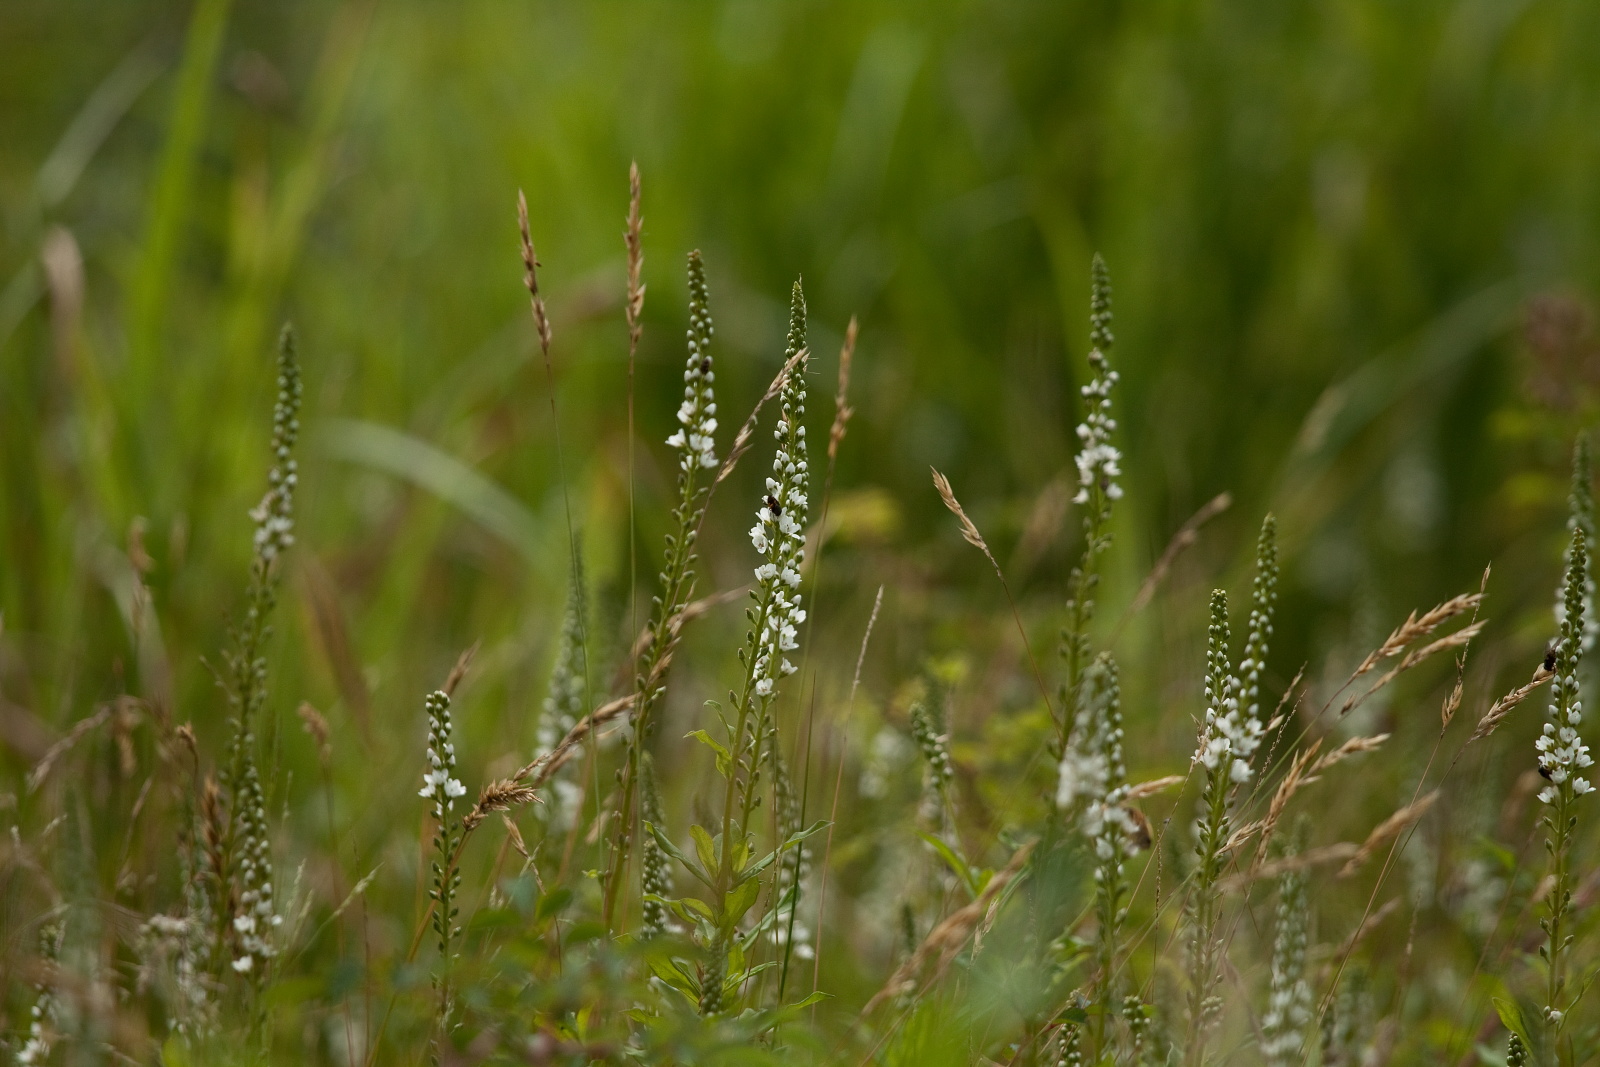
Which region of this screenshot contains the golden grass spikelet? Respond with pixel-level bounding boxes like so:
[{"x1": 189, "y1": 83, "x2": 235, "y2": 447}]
[
  {"x1": 624, "y1": 161, "x2": 645, "y2": 351},
  {"x1": 1311, "y1": 734, "x2": 1390, "y2": 775},
  {"x1": 516, "y1": 692, "x2": 638, "y2": 788},
  {"x1": 1126, "y1": 775, "x2": 1185, "y2": 800},
  {"x1": 1339, "y1": 607, "x2": 1485, "y2": 718},
  {"x1": 1334, "y1": 896, "x2": 1402, "y2": 959},
  {"x1": 1339, "y1": 791, "x2": 1439, "y2": 877},
  {"x1": 858, "y1": 840, "x2": 1035, "y2": 1017},
  {"x1": 296, "y1": 701, "x2": 330, "y2": 759},
  {"x1": 443, "y1": 641, "x2": 479, "y2": 698},
  {"x1": 1347, "y1": 592, "x2": 1483, "y2": 679},
  {"x1": 1468, "y1": 664, "x2": 1556, "y2": 744},
  {"x1": 931, "y1": 467, "x2": 989, "y2": 556},
  {"x1": 463, "y1": 780, "x2": 540, "y2": 832},
  {"x1": 1124, "y1": 492, "x2": 1232, "y2": 621},
  {"x1": 1249, "y1": 741, "x2": 1323, "y2": 864},
  {"x1": 27, "y1": 705, "x2": 113, "y2": 794},
  {"x1": 516, "y1": 190, "x2": 553, "y2": 354},
  {"x1": 828, "y1": 316, "x2": 857, "y2": 464},
  {"x1": 501, "y1": 814, "x2": 530, "y2": 861},
  {"x1": 1221, "y1": 843, "x2": 1359, "y2": 890}
]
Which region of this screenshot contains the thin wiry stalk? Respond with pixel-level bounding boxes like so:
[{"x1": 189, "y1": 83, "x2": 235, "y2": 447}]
[
  {"x1": 812, "y1": 585, "x2": 883, "y2": 998},
  {"x1": 606, "y1": 249, "x2": 719, "y2": 926},
  {"x1": 518, "y1": 189, "x2": 593, "y2": 858}
]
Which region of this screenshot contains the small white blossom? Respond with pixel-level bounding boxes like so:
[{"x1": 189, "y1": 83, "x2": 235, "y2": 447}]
[
  {"x1": 420, "y1": 691, "x2": 466, "y2": 823},
  {"x1": 747, "y1": 329, "x2": 810, "y2": 705},
  {"x1": 668, "y1": 259, "x2": 719, "y2": 472},
  {"x1": 1540, "y1": 528, "x2": 1593, "y2": 804}
]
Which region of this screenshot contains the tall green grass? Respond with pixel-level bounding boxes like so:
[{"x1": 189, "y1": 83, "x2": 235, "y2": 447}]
[{"x1": 5, "y1": 1, "x2": 1600, "y2": 1064}]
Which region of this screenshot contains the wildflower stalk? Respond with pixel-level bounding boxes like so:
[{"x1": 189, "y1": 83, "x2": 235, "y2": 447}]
[
  {"x1": 1320, "y1": 965, "x2": 1368, "y2": 1065},
  {"x1": 1055, "y1": 652, "x2": 1132, "y2": 1054},
  {"x1": 1560, "y1": 435, "x2": 1595, "y2": 658},
  {"x1": 1260, "y1": 825, "x2": 1312, "y2": 1067},
  {"x1": 1240, "y1": 514, "x2": 1279, "y2": 728},
  {"x1": 638, "y1": 753, "x2": 673, "y2": 941},
  {"x1": 770, "y1": 727, "x2": 814, "y2": 980},
  {"x1": 1059, "y1": 255, "x2": 1121, "y2": 751},
  {"x1": 1084, "y1": 656, "x2": 1130, "y2": 1056},
  {"x1": 16, "y1": 922, "x2": 63, "y2": 1066},
  {"x1": 1538, "y1": 525, "x2": 1591, "y2": 1042},
  {"x1": 654, "y1": 281, "x2": 817, "y2": 1016},
  {"x1": 713, "y1": 283, "x2": 810, "y2": 1002},
  {"x1": 606, "y1": 250, "x2": 719, "y2": 926},
  {"x1": 909, "y1": 695, "x2": 955, "y2": 831},
  {"x1": 1183, "y1": 590, "x2": 1245, "y2": 1067},
  {"x1": 419, "y1": 690, "x2": 466, "y2": 1056},
  {"x1": 214, "y1": 324, "x2": 300, "y2": 986},
  {"x1": 536, "y1": 550, "x2": 588, "y2": 829}
]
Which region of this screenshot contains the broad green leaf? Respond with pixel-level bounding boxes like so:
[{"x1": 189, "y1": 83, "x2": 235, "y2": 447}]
[
  {"x1": 1493, "y1": 997, "x2": 1530, "y2": 1045},
  {"x1": 724, "y1": 876, "x2": 761, "y2": 925},
  {"x1": 645, "y1": 821, "x2": 714, "y2": 887},
  {"x1": 690, "y1": 823, "x2": 720, "y2": 874},
  {"x1": 687, "y1": 729, "x2": 733, "y2": 777}
]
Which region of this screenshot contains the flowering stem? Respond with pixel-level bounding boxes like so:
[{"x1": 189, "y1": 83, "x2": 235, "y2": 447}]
[
  {"x1": 1541, "y1": 526, "x2": 1590, "y2": 1046},
  {"x1": 1183, "y1": 589, "x2": 1248, "y2": 1067},
  {"x1": 1060, "y1": 254, "x2": 1120, "y2": 754},
  {"x1": 419, "y1": 690, "x2": 466, "y2": 1054},
  {"x1": 606, "y1": 251, "x2": 718, "y2": 929}
]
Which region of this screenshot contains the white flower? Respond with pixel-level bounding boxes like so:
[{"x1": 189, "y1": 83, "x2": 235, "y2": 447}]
[
  {"x1": 747, "y1": 337, "x2": 810, "y2": 705},
  {"x1": 669, "y1": 279, "x2": 719, "y2": 472},
  {"x1": 232, "y1": 955, "x2": 254, "y2": 974}
]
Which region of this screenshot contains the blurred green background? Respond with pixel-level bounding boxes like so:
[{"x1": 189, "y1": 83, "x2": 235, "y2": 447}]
[{"x1": 4, "y1": 0, "x2": 1600, "y2": 1028}]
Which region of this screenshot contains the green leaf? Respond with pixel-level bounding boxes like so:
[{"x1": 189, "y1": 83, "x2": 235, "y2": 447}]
[
  {"x1": 728, "y1": 960, "x2": 778, "y2": 990},
  {"x1": 645, "y1": 821, "x2": 714, "y2": 887},
  {"x1": 724, "y1": 877, "x2": 761, "y2": 926},
  {"x1": 737, "y1": 820, "x2": 829, "y2": 885},
  {"x1": 161, "y1": 1036, "x2": 193, "y2": 1067},
  {"x1": 537, "y1": 886, "x2": 573, "y2": 921},
  {"x1": 1494, "y1": 997, "x2": 1530, "y2": 1045},
  {"x1": 919, "y1": 831, "x2": 980, "y2": 898},
  {"x1": 690, "y1": 823, "x2": 720, "y2": 874},
  {"x1": 687, "y1": 729, "x2": 733, "y2": 778}
]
